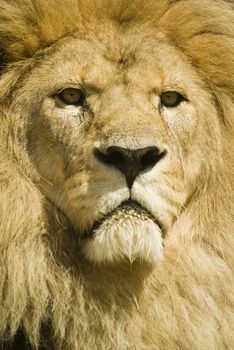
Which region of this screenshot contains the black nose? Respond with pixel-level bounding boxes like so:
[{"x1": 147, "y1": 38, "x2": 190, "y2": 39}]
[{"x1": 94, "y1": 146, "x2": 166, "y2": 188}]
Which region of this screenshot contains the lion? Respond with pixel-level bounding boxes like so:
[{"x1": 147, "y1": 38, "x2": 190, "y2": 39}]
[{"x1": 0, "y1": 0, "x2": 233, "y2": 349}]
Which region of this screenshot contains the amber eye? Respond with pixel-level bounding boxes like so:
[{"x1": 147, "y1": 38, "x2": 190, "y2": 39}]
[
  {"x1": 160, "y1": 91, "x2": 185, "y2": 108},
  {"x1": 57, "y1": 88, "x2": 85, "y2": 106}
]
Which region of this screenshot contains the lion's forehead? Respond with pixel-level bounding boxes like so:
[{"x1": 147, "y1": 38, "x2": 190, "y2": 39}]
[{"x1": 28, "y1": 30, "x2": 199, "y2": 96}]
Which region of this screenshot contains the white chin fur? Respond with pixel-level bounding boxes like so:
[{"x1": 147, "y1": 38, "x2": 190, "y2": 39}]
[{"x1": 80, "y1": 215, "x2": 163, "y2": 265}]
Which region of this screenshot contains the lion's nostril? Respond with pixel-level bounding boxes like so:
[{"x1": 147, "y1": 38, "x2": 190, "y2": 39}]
[
  {"x1": 94, "y1": 146, "x2": 166, "y2": 188},
  {"x1": 94, "y1": 148, "x2": 124, "y2": 165},
  {"x1": 141, "y1": 150, "x2": 157, "y2": 168},
  {"x1": 141, "y1": 149, "x2": 166, "y2": 169}
]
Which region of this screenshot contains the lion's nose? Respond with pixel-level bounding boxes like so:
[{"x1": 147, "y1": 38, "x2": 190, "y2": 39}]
[{"x1": 94, "y1": 146, "x2": 166, "y2": 188}]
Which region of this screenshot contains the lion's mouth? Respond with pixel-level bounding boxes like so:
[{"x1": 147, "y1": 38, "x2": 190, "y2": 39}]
[{"x1": 82, "y1": 199, "x2": 163, "y2": 240}]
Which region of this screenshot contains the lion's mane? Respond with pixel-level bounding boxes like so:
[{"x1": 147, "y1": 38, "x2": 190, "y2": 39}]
[{"x1": 0, "y1": 1, "x2": 233, "y2": 349}]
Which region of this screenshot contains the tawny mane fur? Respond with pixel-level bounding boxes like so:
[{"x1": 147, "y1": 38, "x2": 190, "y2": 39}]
[{"x1": 0, "y1": 1, "x2": 234, "y2": 349}]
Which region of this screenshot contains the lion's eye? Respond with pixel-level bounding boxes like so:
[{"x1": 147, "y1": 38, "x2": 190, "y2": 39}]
[
  {"x1": 57, "y1": 88, "x2": 85, "y2": 106},
  {"x1": 160, "y1": 91, "x2": 185, "y2": 108}
]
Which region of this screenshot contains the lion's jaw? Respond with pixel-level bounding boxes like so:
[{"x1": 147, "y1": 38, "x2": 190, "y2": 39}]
[{"x1": 80, "y1": 200, "x2": 163, "y2": 264}]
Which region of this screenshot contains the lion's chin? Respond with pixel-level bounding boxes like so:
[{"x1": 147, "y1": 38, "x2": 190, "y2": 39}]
[{"x1": 80, "y1": 201, "x2": 163, "y2": 265}]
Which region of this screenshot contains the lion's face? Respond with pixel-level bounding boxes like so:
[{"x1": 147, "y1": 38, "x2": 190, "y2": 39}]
[{"x1": 18, "y1": 29, "x2": 219, "y2": 264}]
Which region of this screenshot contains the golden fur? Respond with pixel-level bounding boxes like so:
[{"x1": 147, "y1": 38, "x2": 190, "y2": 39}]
[{"x1": 0, "y1": 0, "x2": 234, "y2": 349}]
